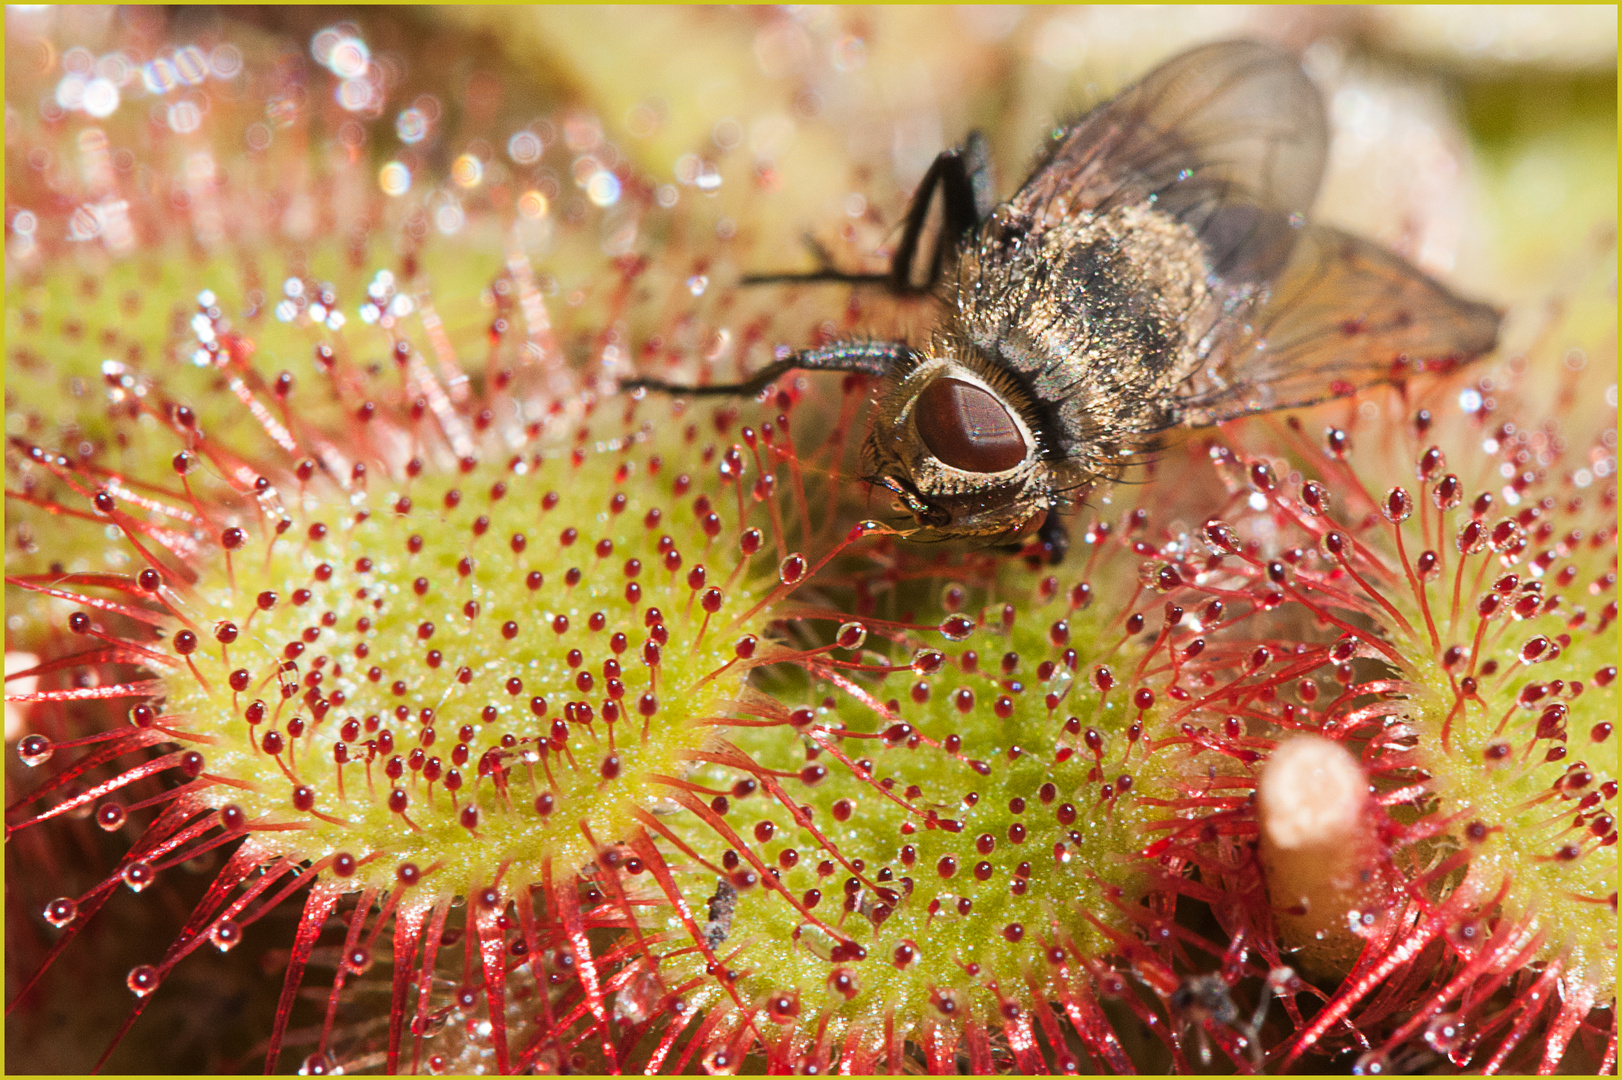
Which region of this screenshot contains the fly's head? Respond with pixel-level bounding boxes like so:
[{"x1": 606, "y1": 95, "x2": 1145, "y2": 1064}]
[{"x1": 860, "y1": 338, "x2": 1082, "y2": 546}]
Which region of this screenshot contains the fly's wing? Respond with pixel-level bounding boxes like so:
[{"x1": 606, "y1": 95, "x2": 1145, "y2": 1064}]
[
  {"x1": 1175, "y1": 225, "x2": 1502, "y2": 427},
  {"x1": 1011, "y1": 40, "x2": 1328, "y2": 291}
]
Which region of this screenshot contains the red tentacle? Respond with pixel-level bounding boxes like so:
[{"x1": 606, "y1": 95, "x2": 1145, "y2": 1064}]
[
  {"x1": 7, "y1": 799, "x2": 205, "y2": 1015},
  {"x1": 1001, "y1": 1003, "x2": 1046, "y2": 1074},
  {"x1": 1024, "y1": 977, "x2": 1082, "y2": 1074},
  {"x1": 472, "y1": 888, "x2": 513, "y2": 1074},
  {"x1": 5, "y1": 726, "x2": 173, "y2": 818},
  {"x1": 1278, "y1": 899, "x2": 1458, "y2": 1070},
  {"x1": 4, "y1": 576, "x2": 180, "y2": 628},
  {"x1": 962, "y1": 1018, "x2": 994, "y2": 1074},
  {"x1": 86, "y1": 845, "x2": 267, "y2": 1071},
  {"x1": 835, "y1": 1020, "x2": 867, "y2": 1073},
  {"x1": 670, "y1": 1005, "x2": 731, "y2": 1074},
  {"x1": 1480, "y1": 961, "x2": 1563, "y2": 1074},
  {"x1": 8, "y1": 749, "x2": 193, "y2": 831},
  {"x1": 1537, "y1": 973, "x2": 1595, "y2": 1074},
  {"x1": 4, "y1": 678, "x2": 168, "y2": 705},
  {"x1": 1057, "y1": 972, "x2": 1135, "y2": 1070},
  {"x1": 410, "y1": 897, "x2": 453, "y2": 1075},
  {"x1": 511, "y1": 886, "x2": 565, "y2": 1073},
  {"x1": 547, "y1": 858, "x2": 618, "y2": 1073},
  {"x1": 640, "y1": 991, "x2": 699, "y2": 1073},
  {"x1": 919, "y1": 1020, "x2": 956, "y2": 1074},
  {"x1": 625, "y1": 828, "x2": 765, "y2": 1038},
  {"x1": 263, "y1": 883, "x2": 341, "y2": 1074},
  {"x1": 317, "y1": 886, "x2": 379, "y2": 1060},
  {"x1": 386, "y1": 898, "x2": 428, "y2": 1075}
]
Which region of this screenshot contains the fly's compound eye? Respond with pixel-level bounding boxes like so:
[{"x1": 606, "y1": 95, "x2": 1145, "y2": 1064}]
[{"x1": 915, "y1": 377, "x2": 1027, "y2": 473}]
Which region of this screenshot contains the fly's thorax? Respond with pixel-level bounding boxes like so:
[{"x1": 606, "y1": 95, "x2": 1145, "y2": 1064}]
[{"x1": 954, "y1": 202, "x2": 1223, "y2": 468}]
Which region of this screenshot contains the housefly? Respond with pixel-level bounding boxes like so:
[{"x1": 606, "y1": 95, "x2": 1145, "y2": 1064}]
[{"x1": 627, "y1": 40, "x2": 1501, "y2": 563}]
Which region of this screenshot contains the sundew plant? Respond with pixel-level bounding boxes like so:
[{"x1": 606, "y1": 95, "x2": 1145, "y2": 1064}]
[{"x1": 5, "y1": 7, "x2": 1616, "y2": 1075}]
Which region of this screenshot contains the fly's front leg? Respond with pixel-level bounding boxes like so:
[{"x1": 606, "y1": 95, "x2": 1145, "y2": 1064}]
[
  {"x1": 887, "y1": 130, "x2": 993, "y2": 294},
  {"x1": 623, "y1": 340, "x2": 910, "y2": 398},
  {"x1": 740, "y1": 132, "x2": 995, "y2": 296}
]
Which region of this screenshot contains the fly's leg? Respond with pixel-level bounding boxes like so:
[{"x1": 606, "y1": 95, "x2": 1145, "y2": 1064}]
[
  {"x1": 741, "y1": 132, "x2": 994, "y2": 296},
  {"x1": 1236, "y1": 967, "x2": 1296, "y2": 1070},
  {"x1": 634, "y1": 137, "x2": 988, "y2": 394},
  {"x1": 1036, "y1": 508, "x2": 1070, "y2": 565},
  {"x1": 623, "y1": 340, "x2": 910, "y2": 397},
  {"x1": 738, "y1": 234, "x2": 890, "y2": 288},
  {"x1": 887, "y1": 130, "x2": 993, "y2": 293}
]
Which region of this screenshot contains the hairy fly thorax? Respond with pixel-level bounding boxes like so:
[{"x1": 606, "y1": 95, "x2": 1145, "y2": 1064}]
[
  {"x1": 956, "y1": 200, "x2": 1223, "y2": 476},
  {"x1": 866, "y1": 201, "x2": 1223, "y2": 542}
]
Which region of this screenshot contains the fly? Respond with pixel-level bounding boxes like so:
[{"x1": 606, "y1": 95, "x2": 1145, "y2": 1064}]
[{"x1": 627, "y1": 40, "x2": 1501, "y2": 563}]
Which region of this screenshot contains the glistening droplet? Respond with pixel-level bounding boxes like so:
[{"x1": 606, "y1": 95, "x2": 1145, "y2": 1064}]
[{"x1": 835, "y1": 621, "x2": 867, "y2": 650}]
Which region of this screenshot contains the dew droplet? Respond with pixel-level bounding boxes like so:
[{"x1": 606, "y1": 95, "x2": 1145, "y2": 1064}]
[
  {"x1": 298, "y1": 1051, "x2": 335, "y2": 1075},
  {"x1": 1382, "y1": 487, "x2": 1414, "y2": 523},
  {"x1": 1489, "y1": 519, "x2": 1525, "y2": 555},
  {"x1": 911, "y1": 648, "x2": 945, "y2": 675},
  {"x1": 1416, "y1": 445, "x2": 1446, "y2": 482},
  {"x1": 778, "y1": 553, "x2": 806, "y2": 585},
  {"x1": 121, "y1": 861, "x2": 154, "y2": 892},
  {"x1": 1139, "y1": 562, "x2": 1182, "y2": 593},
  {"x1": 835, "y1": 621, "x2": 867, "y2": 650},
  {"x1": 210, "y1": 918, "x2": 243, "y2": 952},
  {"x1": 17, "y1": 734, "x2": 53, "y2": 767},
  {"x1": 1424, "y1": 1012, "x2": 1466, "y2": 1055},
  {"x1": 1456, "y1": 518, "x2": 1487, "y2": 555},
  {"x1": 126, "y1": 964, "x2": 159, "y2": 997},
  {"x1": 345, "y1": 945, "x2": 374, "y2": 974},
  {"x1": 96, "y1": 802, "x2": 127, "y2": 831},
  {"x1": 700, "y1": 1044, "x2": 739, "y2": 1075},
  {"x1": 1203, "y1": 519, "x2": 1240, "y2": 553},
  {"x1": 938, "y1": 614, "x2": 976, "y2": 642},
  {"x1": 1520, "y1": 636, "x2": 1553, "y2": 663},
  {"x1": 42, "y1": 897, "x2": 78, "y2": 927},
  {"x1": 1351, "y1": 1050, "x2": 1388, "y2": 1075}
]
